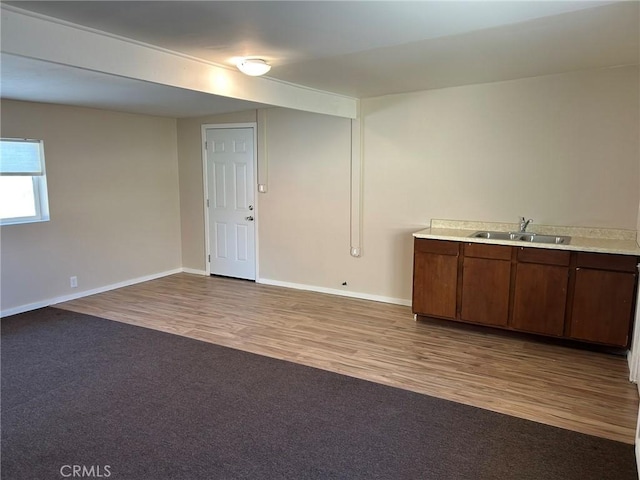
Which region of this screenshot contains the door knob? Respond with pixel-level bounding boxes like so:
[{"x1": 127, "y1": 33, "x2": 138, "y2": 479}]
[{"x1": 245, "y1": 216, "x2": 254, "y2": 221}]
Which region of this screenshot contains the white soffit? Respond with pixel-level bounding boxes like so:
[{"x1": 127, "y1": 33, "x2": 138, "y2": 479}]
[
  {"x1": 0, "y1": 53, "x2": 268, "y2": 118},
  {"x1": 0, "y1": 6, "x2": 359, "y2": 119}
]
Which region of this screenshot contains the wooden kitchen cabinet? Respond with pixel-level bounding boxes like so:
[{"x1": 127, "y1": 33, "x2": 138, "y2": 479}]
[
  {"x1": 412, "y1": 239, "x2": 459, "y2": 319},
  {"x1": 412, "y1": 237, "x2": 639, "y2": 349},
  {"x1": 460, "y1": 243, "x2": 511, "y2": 327},
  {"x1": 568, "y1": 253, "x2": 637, "y2": 347},
  {"x1": 511, "y1": 247, "x2": 570, "y2": 336}
]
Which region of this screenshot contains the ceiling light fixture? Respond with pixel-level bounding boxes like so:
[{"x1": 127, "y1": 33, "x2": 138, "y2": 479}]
[{"x1": 237, "y1": 58, "x2": 271, "y2": 76}]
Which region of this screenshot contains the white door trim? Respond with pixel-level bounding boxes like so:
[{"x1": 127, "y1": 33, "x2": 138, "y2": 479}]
[{"x1": 201, "y1": 123, "x2": 259, "y2": 280}]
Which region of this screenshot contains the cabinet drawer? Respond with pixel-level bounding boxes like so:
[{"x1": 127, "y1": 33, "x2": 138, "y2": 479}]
[
  {"x1": 414, "y1": 238, "x2": 459, "y2": 256},
  {"x1": 517, "y1": 247, "x2": 570, "y2": 266},
  {"x1": 464, "y1": 243, "x2": 512, "y2": 260},
  {"x1": 576, "y1": 252, "x2": 638, "y2": 273}
]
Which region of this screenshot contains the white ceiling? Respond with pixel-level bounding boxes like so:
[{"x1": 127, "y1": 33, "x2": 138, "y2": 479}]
[{"x1": 1, "y1": 1, "x2": 638, "y2": 118}]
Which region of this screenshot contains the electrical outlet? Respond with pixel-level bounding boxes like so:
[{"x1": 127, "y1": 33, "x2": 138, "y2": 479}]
[{"x1": 70, "y1": 276, "x2": 78, "y2": 288}]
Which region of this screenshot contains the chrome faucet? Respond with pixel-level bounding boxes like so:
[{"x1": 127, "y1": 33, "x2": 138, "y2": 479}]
[{"x1": 519, "y1": 217, "x2": 533, "y2": 232}]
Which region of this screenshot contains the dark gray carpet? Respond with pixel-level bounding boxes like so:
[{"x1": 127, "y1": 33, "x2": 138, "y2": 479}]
[{"x1": 1, "y1": 307, "x2": 636, "y2": 480}]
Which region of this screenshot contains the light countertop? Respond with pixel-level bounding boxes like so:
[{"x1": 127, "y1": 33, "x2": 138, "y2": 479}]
[{"x1": 413, "y1": 220, "x2": 640, "y2": 256}]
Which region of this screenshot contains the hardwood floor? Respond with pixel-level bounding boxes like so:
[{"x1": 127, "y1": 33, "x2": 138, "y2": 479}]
[{"x1": 57, "y1": 273, "x2": 639, "y2": 444}]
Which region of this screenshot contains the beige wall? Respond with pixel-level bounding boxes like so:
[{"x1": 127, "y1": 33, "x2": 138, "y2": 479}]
[
  {"x1": 0, "y1": 100, "x2": 182, "y2": 313},
  {"x1": 364, "y1": 65, "x2": 639, "y2": 229},
  {"x1": 251, "y1": 66, "x2": 639, "y2": 302},
  {"x1": 356, "y1": 65, "x2": 639, "y2": 300},
  {"x1": 7, "y1": 65, "x2": 635, "y2": 313},
  {"x1": 176, "y1": 110, "x2": 257, "y2": 271},
  {"x1": 257, "y1": 108, "x2": 354, "y2": 287}
]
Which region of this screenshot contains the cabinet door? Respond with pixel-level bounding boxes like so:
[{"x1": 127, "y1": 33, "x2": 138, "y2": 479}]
[
  {"x1": 569, "y1": 268, "x2": 636, "y2": 347},
  {"x1": 460, "y1": 257, "x2": 511, "y2": 327},
  {"x1": 512, "y1": 263, "x2": 568, "y2": 336},
  {"x1": 412, "y1": 240, "x2": 459, "y2": 319}
]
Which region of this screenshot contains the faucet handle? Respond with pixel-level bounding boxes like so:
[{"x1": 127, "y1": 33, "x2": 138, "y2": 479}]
[{"x1": 519, "y1": 217, "x2": 533, "y2": 232}]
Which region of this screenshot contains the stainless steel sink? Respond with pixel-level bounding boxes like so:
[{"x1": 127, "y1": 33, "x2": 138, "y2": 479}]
[
  {"x1": 469, "y1": 231, "x2": 570, "y2": 245},
  {"x1": 518, "y1": 233, "x2": 570, "y2": 244},
  {"x1": 471, "y1": 231, "x2": 520, "y2": 240}
]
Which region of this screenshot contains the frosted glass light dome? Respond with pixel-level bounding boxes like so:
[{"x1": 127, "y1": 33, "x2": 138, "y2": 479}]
[{"x1": 237, "y1": 59, "x2": 271, "y2": 76}]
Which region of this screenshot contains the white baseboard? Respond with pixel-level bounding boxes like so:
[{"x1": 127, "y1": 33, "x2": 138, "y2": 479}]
[
  {"x1": 181, "y1": 268, "x2": 207, "y2": 276},
  {"x1": 2, "y1": 270, "x2": 410, "y2": 317},
  {"x1": 257, "y1": 278, "x2": 411, "y2": 307},
  {"x1": 0, "y1": 268, "x2": 183, "y2": 318}
]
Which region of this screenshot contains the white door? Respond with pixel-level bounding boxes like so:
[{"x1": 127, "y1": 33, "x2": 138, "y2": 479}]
[{"x1": 206, "y1": 127, "x2": 256, "y2": 280}]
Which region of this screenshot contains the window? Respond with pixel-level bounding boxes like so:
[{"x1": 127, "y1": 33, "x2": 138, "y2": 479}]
[{"x1": 0, "y1": 138, "x2": 50, "y2": 225}]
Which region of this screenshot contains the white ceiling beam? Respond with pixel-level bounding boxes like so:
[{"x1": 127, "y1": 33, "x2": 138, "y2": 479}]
[{"x1": 0, "y1": 6, "x2": 359, "y2": 119}]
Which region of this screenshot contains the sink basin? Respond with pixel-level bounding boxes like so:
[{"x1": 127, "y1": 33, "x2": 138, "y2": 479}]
[
  {"x1": 470, "y1": 231, "x2": 520, "y2": 240},
  {"x1": 470, "y1": 231, "x2": 570, "y2": 245},
  {"x1": 519, "y1": 233, "x2": 570, "y2": 244}
]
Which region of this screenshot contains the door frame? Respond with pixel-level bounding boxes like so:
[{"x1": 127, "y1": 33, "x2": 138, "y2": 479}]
[{"x1": 201, "y1": 123, "x2": 259, "y2": 279}]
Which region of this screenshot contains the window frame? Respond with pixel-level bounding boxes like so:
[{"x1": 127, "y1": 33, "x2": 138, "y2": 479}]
[{"x1": 0, "y1": 138, "x2": 50, "y2": 226}]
